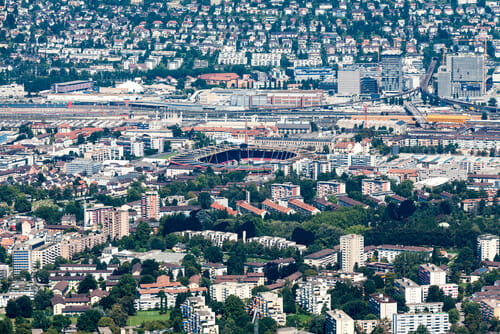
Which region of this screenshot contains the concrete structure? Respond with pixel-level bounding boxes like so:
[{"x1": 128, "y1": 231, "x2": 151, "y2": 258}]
[
  {"x1": 338, "y1": 70, "x2": 360, "y2": 96},
  {"x1": 325, "y1": 309, "x2": 355, "y2": 334},
  {"x1": 340, "y1": 234, "x2": 364, "y2": 272},
  {"x1": 437, "y1": 54, "x2": 485, "y2": 98},
  {"x1": 317, "y1": 181, "x2": 346, "y2": 198},
  {"x1": 271, "y1": 183, "x2": 301, "y2": 200},
  {"x1": 394, "y1": 278, "x2": 422, "y2": 304},
  {"x1": 304, "y1": 249, "x2": 338, "y2": 268},
  {"x1": 141, "y1": 191, "x2": 160, "y2": 220},
  {"x1": 296, "y1": 281, "x2": 331, "y2": 314},
  {"x1": 369, "y1": 294, "x2": 398, "y2": 321},
  {"x1": 392, "y1": 312, "x2": 449, "y2": 334},
  {"x1": 181, "y1": 296, "x2": 219, "y2": 334},
  {"x1": 66, "y1": 159, "x2": 101, "y2": 175},
  {"x1": 51, "y1": 80, "x2": 93, "y2": 93},
  {"x1": 380, "y1": 50, "x2": 403, "y2": 92},
  {"x1": 477, "y1": 234, "x2": 500, "y2": 262},
  {"x1": 361, "y1": 178, "x2": 391, "y2": 195},
  {"x1": 210, "y1": 282, "x2": 254, "y2": 302},
  {"x1": 418, "y1": 264, "x2": 446, "y2": 286},
  {"x1": 248, "y1": 292, "x2": 286, "y2": 326}
]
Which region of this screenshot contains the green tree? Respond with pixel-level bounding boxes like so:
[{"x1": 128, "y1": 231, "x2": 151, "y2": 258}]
[
  {"x1": 77, "y1": 309, "x2": 102, "y2": 332},
  {"x1": 205, "y1": 246, "x2": 223, "y2": 263},
  {"x1": 135, "y1": 221, "x2": 152, "y2": 245},
  {"x1": 52, "y1": 315, "x2": 71, "y2": 332},
  {"x1": 198, "y1": 192, "x2": 212, "y2": 209},
  {"x1": 77, "y1": 274, "x2": 98, "y2": 294},
  {"x1": 34, "y1": 289, "x2": 53, "y2": 310},
  {"x1": 14, "y1": 196, "x2": 31, "y2": 213},
  {"x1": 109, "y1": 303, "x2": 128, "y2": 327},
  {"x1": 32, "y1": 311, "x2": 50, "y2": 330}
]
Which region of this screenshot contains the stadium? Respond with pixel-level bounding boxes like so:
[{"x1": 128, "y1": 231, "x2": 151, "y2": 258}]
[{"x1": 169, "y1": 144, "x2": 309, "y2": 171}]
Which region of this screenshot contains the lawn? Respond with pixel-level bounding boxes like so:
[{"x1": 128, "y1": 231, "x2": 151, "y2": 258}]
[{"x1": 127, "y1": 310, "x2": 170, "y2": 326}]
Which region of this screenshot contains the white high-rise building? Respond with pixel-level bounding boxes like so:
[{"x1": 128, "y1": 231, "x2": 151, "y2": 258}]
[
  {"x1": 340, "y1": 234, "x2": 364, "y2": 272},
  {"x1": 477, "y1": 234, "x2": 500, "y2": 261}
]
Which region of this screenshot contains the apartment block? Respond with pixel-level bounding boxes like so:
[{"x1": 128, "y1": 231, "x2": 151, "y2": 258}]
[
  {"x1": 179, "y1": 230, "x2": 238, "y2": 247},
  {"x1": 31, "y1": 242, "x2": 61, "y2": 270},
  {"x1": 340, "y1": 234, "x2": 364, "y2": 272},
  {"x1": 477, "y1": 234, "x2": 500, "y2": 262},
  {"x1": 181, "y1": 296, "x2": 219, "y2": 334},
  {"x1": 248, "y1": 292, "x2": 286, "y2": 326},
  {"x1": 361, "y1": 178, "x2": 391, "y2": 195},
  {"x1": 394, "y1": 278, "x2": 422, "y2": 304},
  {"x1": 141, "y1": 191, "x2": 160, "y2": 220},
  {"x1": 102, "y1": 206, "x2": 130, "y2": 240},
  {"x1": 392, "y1": 312, "x2": 449, "y2": 334},
  {"x1": 210, "y1": 282, "x2": 254, "y2": 303},
  {"x1": 296, "y1": 281, "x2": 331, "y2": 314},
  {"x1": 271, "y1": 183, "x2": 301, "y2": 200},
  {"x1": 325, "y1": 309, "x2": 355, "y2": 334},
  {"x1": 369, "y1": 294, "x2": 397, "y2": 321},
  {"x1": 418, "y1": 264, "x2": 447, "y2": 286},
  {"x1": 304, "y1": 249, "x2": 338, "y2": 268},
  {"x1": 317, "y1": 180, "x2": 346, "y2": 198}
]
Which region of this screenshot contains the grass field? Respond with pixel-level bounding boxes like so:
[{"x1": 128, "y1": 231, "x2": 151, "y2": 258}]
[{"x1": 127, "y1": 310, "x2": 170, "y2": 326}]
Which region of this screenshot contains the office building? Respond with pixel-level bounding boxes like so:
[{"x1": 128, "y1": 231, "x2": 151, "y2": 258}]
[
  {"x1": 394, "y1": 278, "x2": 422, "y2": 304},
  {"x1": 380, "y1": 50, "x2": 403, "y2": 92},
  {"x1": 340, "y1": 234, "x2": 364, "y2": 272},
  {"x1": 437, "y1": 54, "x2": 485, "y2": 98},
  {"x1": 477, "y1": 234, "x2": 500, "y2": 261},
  {"x1": 392, "y1": 312, "x2": 449, "y2": 334},
  {"x1": 418, "y1": 264, "x2": 447, "y2": 286},
  {"x1": 141, "y1": 191, "x2": 160, "y2": 220},
  {"x1": 66, "y1": 159, "x2": 101, "y2": 175},
  {"x1": 362, "y1": 179, "x2": 391, "y2": 195},
  {"x1": 325, "y1": 309, "x2": 355, "y2": 334},
  {"x1": 338, "y1": 70, "x2": 360, "y2": 96},
  {"x1": 317, "y1": 181, "x2": 346, "y2": 198},
  {"x1": 369, "y1": 294, "x2": 398, "y2": 321},
  {"x1": 296, "y1": 281, "x2": 331, "y2": 314},
  {"x1": 271, "y1": 183, "x2": 301, "y2": 200},
  {"x1": 51, "y1": 80, "x2": 93, "y2": 93},
  {"x1": 360, "y1": 77, "x2": 379, "y2": 95}
]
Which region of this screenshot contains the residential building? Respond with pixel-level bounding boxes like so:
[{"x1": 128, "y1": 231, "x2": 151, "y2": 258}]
[
  {"x1": 248, "y1": 292, "x2": 286, "y2": 326},
  {"x1": 375, "y1": 245, "x2": 433, "y2": 263},
  {"x1": 304, "y1": 249, "x2": 338, "y2": 268},
  {"x1": 317, "y1": 181, "x2": 346, "y2": 198},
  {"x1": 141, "y1": 191, "x2": 160, "y2": 220},
  {"x1": 102, "y1": 206, "x2": 130, "y2": 240},
  {"x1": 179, "y1": 230, "x2": 238, "y2": 247},
  {"x1": 418, "y1": 264, "x2": 446, "y2": 286},
  {"x1": 394, "y1": 278, "x2": 422, "y2": 304},
  {"x1": 340, "y1": 234, "x2": 364, "y2": 272},
  {"x1": 296, "y1": 281, "x2": 331, "y2": 314},
  {"x1": 392, "y1": 312, "x2": 449, "y2": 334},
  {"x1": 369, "y1": 294, "x2": 397, "y2": 321},
  {"x1": 325, "y1": 309, "x2": 355, "y2": 334},
  {"x1": 31, "y1": 242, "x2": 61, "y2": 270},
  {"x1": 210, "y1": 282, "x2": 254, "y2": 302},
  {"x1": 287, "y1": 199, "x2": 320, "y2": 216},
  {"x1": 181, "y1": 296, "x2": 219, "y2": 334},
  {"x1": 271, "y1": 183, "x2": 301, "y2": 200},
  {"x1": 66, "y1": 159, "x2": 101, "y2": 175},
  {"x1": 477, "y1": 234, "x2": 500, "y2": 262},
  {"x1": 361, "y1": 179, "x2": 391, "y2": 195}
]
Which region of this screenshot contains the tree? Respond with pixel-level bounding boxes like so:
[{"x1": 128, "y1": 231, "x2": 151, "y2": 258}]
[
  {"x1": 34, "y1": 289, "x2": 53, "y2": 310},
  {"x1": 135, "y1": 221, "x2": 152, "y2": 245},
  {"x1": 426, "y1": 285, "x2": 444, "y2": 302},
  {"x1": 16, "y1": 296, "x2": 33, "y2": 318},
  {"x1": 5, "y1": 300, "x2": 19, "y2": 318},
  {"x1": 109, "y1": 303, "x2": 128, "y2": 327},
  {"x1": 77, "y1": 309, "x2": 102, "y2": 332},
  {"x1": 52, "y1": 315, "x2": 71, "y2": 332},
  {"x1": 32, "y1": 311, "x2": 50, "y2": 330},
  {"x1": 14, "y1": 196, "x2": 31, "y2": 213},
  {"x1": 0, "y1": 317, "x2": 12, "y2": 334},
  {"x1": 205, "y1": 246, "x2": 223, "y2": 263},
  {"x1": 198, "y1": 192, "x2": 212, "y2": 209},
  {"x1": 308, "y1": 314, "x2": 325, "y2": 334},
  {"x1": 448, "y1": 308, "x2": 460, "y2": 324},
  {"x1": 35, "y1": 270, "x2": 50, "y2": 284},
  {"x1": 488, "y1": 98, "x2": 497, "y2": 107},
  {"x1": 78, "y1": 274, "x2": 98, "y2": 294}
]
